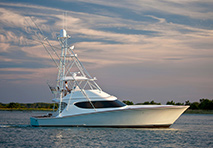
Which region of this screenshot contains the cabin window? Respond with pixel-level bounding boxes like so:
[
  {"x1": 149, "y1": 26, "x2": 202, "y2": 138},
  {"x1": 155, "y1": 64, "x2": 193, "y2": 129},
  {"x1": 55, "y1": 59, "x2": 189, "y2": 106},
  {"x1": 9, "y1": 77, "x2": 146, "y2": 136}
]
[{"x1": 74, "y1": 100, "x2": 126, "y2": 109}]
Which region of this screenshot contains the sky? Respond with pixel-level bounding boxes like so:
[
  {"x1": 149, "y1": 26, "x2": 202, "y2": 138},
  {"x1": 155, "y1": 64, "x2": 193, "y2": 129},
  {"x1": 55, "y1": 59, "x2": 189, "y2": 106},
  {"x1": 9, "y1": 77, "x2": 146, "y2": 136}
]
[{"x1": 0, "y1": 0, "x2": 213, "y2": 104}]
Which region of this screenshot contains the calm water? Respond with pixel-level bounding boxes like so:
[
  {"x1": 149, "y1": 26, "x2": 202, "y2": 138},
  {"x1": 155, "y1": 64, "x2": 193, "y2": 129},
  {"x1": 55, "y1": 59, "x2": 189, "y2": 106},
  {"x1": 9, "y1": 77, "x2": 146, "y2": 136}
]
[{"x1": 0, "y1": 111, "x2": 212, "y2": 148}]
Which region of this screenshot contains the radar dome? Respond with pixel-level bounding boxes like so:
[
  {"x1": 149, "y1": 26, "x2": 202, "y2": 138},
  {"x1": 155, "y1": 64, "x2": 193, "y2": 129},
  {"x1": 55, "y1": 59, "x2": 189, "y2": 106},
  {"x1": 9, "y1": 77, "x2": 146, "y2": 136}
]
[{"x1": 60, "y1": 29, "x2": 67, "y2": 37}]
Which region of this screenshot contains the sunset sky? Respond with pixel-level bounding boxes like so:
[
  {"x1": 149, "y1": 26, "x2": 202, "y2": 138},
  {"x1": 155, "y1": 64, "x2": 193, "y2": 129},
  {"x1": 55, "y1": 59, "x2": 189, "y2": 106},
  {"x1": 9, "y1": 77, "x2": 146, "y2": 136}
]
[{"x1": 0, "y1": 0, "x2": 213, "y2": 104}]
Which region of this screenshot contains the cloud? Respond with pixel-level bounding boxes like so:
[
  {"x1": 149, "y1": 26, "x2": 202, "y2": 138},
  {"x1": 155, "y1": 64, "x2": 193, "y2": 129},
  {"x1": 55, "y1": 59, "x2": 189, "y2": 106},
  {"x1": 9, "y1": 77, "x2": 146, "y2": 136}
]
[
  {"x1": 0, "y1": 0, "x2": 212, "y2": 103},
  {"x1": 0, "y1": 43, "x2": 10, "y2": 52},
  {"x1": 74, "y1": 0, "x2": 213, "y2": 20},
  {"x1": 1, "y1": 3, "x2": 211, "y2": 69},
  {"x1": 0, "y1": 7, "x2": 25, "y2": 28}
]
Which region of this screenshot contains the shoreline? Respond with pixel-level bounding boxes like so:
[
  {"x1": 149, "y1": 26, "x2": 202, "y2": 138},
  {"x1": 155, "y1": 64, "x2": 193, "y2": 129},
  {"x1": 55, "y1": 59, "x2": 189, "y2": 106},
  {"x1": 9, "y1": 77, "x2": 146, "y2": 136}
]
[
  {"x1": 0, "y1": 108, "x2": 56, "y2": 111},
  {"x1": 0, "y1": 108, "x2": 212, "y2": 114},
  {"x1": 184, "y1": 109, "x2": 213, "y2": 114}
]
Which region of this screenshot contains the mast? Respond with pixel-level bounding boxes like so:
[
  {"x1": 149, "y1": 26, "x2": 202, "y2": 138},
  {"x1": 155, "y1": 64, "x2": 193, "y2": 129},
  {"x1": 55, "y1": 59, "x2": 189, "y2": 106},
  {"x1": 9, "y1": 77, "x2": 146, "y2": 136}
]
[{"x1": 57, "y1": 29, "x2": 70, "y2": 114}]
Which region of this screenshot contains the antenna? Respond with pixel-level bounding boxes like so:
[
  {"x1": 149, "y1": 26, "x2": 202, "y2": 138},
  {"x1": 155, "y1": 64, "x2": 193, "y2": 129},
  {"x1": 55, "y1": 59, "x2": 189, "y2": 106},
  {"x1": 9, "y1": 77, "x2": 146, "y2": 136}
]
[
  {"x1": 62, "y1": 11, "x2": 67, "y2": 30},
  {"x1": 63, "y1": 12, "x2": 64, "y2": 29},
  {"x1": 66, "y1": 11, "x2": 67, "y2": 30}
]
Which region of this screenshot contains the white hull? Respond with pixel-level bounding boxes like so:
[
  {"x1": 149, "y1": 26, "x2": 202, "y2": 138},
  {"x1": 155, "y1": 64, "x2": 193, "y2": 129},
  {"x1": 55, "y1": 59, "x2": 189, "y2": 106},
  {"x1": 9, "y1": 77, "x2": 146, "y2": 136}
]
[{"x1": 31, "y1": 105, "x2": 188, "y2": 128}]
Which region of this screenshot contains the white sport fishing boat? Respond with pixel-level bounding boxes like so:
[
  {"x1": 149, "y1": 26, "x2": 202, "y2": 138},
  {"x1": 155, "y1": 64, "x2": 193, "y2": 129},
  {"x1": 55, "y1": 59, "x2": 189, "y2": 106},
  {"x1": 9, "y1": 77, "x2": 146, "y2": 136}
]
[{"x1": 30, "y1": 29, "x2": 189, "y2": 128}]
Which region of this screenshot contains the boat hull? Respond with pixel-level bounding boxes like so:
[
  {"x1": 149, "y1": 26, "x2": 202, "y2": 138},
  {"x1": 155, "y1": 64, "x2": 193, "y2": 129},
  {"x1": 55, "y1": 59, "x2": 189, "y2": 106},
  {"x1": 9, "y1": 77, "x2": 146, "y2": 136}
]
[{"x1": 30, "y1": 105, "x2": 188, "y2": 128}]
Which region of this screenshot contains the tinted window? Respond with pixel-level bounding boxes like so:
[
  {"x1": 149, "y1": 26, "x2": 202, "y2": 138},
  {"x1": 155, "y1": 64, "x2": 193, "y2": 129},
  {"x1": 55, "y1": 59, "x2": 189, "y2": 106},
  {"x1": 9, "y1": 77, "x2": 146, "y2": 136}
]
[{"x1": 75, "y1": 100, "x2": 126, "y2": 109}]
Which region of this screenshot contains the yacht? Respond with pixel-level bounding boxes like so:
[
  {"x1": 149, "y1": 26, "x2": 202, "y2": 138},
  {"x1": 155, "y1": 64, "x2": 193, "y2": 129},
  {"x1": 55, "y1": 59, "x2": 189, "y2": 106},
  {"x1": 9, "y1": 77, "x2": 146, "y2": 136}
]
[{"x1": 30, "y1": 29, "x2": 189, "y2": 127}]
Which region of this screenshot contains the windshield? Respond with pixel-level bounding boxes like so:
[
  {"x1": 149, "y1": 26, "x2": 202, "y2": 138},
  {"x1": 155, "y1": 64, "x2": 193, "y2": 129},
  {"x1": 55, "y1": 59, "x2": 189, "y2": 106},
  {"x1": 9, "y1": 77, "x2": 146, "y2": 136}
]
[{"x1": 75, "y1": 100, "x2": 126, "y2": 109}]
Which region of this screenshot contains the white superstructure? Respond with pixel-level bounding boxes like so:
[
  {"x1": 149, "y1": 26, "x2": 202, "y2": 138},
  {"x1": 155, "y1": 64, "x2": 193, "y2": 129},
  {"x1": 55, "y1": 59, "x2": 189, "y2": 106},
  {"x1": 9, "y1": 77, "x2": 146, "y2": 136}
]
[{"x1": 30, "y1": 29, "x2": 189, "y2": 128}]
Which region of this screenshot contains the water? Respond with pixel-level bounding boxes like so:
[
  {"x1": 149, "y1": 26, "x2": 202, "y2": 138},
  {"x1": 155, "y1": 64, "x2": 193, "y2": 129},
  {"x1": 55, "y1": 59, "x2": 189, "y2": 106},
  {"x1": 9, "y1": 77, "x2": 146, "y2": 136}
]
[{"x1": 0, "y1": 111, "x2": 212, "y2": 148}]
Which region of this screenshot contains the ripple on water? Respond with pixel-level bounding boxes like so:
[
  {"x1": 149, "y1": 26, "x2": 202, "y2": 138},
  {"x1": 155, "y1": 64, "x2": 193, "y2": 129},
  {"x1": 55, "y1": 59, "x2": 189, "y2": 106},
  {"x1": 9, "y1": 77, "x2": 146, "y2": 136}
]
[{"x1": 0, "y1": 111, "x2": 212, "y2": 148}]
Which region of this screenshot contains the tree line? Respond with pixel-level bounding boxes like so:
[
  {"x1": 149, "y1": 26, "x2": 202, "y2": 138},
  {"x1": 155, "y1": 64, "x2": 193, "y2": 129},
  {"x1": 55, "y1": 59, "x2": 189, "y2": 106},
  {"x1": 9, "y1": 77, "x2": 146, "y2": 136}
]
[
  {"x1": 123, "y1": 98, "x2": 213, "y2": 110},
  {"x1": 0, "y1": 102, "x2": 58, "y2": 109},
  {"x1": 0, "y1": 98, "x2": 212, "y2": 110},
  {"x1": 166, "y1": 98, "x2": 213, "y2": 110}
]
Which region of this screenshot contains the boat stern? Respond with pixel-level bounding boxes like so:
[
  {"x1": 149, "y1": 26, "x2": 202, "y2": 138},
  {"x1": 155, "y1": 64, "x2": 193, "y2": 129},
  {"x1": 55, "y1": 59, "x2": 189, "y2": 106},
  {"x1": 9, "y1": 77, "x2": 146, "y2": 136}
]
[{"x1": 30, "y1": 117, "x2": 39, "y2": 127}]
